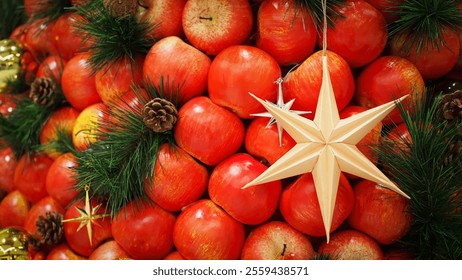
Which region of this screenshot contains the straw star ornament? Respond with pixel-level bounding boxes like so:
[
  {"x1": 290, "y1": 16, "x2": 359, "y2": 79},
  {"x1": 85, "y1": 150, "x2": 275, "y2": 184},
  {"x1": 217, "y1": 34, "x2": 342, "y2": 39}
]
[{"x1": 243, "y1": 54, "x2": 410, "y2": 242}]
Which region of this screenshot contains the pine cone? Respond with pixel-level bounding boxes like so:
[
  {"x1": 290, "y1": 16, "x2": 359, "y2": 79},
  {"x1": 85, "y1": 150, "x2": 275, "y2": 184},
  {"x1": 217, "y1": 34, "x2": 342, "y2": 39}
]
[
  {"x1": 29, "y1": 77, "x2": 57, "y2": 107},
  {"x1": 32, "y1": 211, "x2": 64, "y2": 249},
  {"x1": 143, "y1": 98, "x2": 178, "y2": 133},
  {"x1": 103, "y1": 0, "x2": 138, "y2": 18},
  {"x1": 438, "y1": 90, "x2": 462, "y2": 121},
  {"x1": 444, "y1": 139, "x2": 462, "y2": 166}
]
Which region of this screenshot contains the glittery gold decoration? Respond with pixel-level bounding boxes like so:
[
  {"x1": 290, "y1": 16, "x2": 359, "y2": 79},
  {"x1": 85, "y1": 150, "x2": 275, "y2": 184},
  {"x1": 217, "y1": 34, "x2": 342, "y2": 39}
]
[
  {"x1": 0, "y1": 39, "x2": 23, "y2": 92},
  {"x1": 0, "y1": 228, "x2": 30, "y2": 260}
]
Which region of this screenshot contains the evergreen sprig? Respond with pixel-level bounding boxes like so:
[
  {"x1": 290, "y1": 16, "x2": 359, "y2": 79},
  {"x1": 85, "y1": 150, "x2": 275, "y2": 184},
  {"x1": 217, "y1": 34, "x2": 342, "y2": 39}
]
[
  {"x1": 388, "y1": 0, "x2": 462, "y2": 54},
  {"x1": 74, "y1": 79, "x2": 177, "y2": 217},
  {"x1": 72, "y1": 0, "x2": 156, "y2": 75},
  {"x1": 0, "y1": 98, "x2": 54, "y2": 159},
  {"x1": 28, "y1": 0, "x2": 72, "y2": 24},
  {"x1": 0, "y1": 0, "x2": 26, "y2": 39},
  {"x1": 379, "y1": 91, "x2": 462, "y2": 259},
  {"x1": 292, "y1": 0, "x2": 346, "y2": 32}
]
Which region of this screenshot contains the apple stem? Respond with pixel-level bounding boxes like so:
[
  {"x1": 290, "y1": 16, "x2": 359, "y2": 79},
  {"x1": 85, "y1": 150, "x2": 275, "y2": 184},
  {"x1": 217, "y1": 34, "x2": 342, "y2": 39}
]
[
  {"x1": 199, "y1": 16, "x2": 213, "y2": 21},
  {"x1": 281, "y1": 243, "x2": 287, "y2": 257}
]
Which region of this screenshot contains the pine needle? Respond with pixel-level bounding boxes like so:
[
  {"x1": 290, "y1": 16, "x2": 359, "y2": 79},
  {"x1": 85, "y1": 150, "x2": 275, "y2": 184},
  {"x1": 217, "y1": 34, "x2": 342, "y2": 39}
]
[
  {"x1": 388, "y1": 0, "x2": 462, "y2": 53},
  {"x1": 0, "y1": 0, "x2": 26, "y2": 38},
  {"x1": 292, "y1": 0, "x2": 346, "y2": 32},
  {"x1": 0, "y1": 99, "x2": 54, "y2": 159},
  {"x1": 379, "y1": 91, "x2": 462, "y2": 259},
  {"x1": 72, "y1": 0, "x2": 156, "y2": 75},
  {"x1": 74, "y1": 79, "x2": 178, "y2": 217},
  {"x1": 28, "y1": 0, "x2": 72, "y2": 25}
]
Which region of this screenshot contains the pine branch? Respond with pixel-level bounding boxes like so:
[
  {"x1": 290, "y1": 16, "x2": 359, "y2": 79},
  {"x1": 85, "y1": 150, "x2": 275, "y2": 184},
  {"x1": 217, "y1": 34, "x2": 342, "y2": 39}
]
[
  {"x1": 388, "y1": 0, "x2": 462, "y2": 53},
  {"x1": 0, "y1": 99, "x2": 54, "y2": 159},
  {"x1": 379, "y1": 90, "x2": 462, "y2": 259},
  {"x1": 74, "y1": 78, "x2": 178, "y2": 217},
  {"x1": 28, "y1": 0, "x2": 72, "y2": 25},
  {"x1": 0, "y1": 0, "x2": 26, "y2": 39},
  {"x1": 292, "y1": 0, "x2": 346, "y2": 32},
  {"x1": 72, "y1": 0, "x2": 156, "y2": 75}
]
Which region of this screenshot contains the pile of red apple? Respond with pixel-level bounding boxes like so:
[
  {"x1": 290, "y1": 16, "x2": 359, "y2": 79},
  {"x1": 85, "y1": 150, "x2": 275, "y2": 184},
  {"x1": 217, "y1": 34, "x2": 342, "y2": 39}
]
[{"x1": 1, "y1": 0, "x2": 460, "y2": 260}]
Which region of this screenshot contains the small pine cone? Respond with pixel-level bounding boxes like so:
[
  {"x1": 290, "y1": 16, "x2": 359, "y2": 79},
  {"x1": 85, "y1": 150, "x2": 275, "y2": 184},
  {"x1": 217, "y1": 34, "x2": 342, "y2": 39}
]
[
  {"x1": 29, "y1": 77, "x2": 57, "y2": 107},
  {"x1": 103, "y1": 0, "x2": 138, "y2": 18},
  {"x1": 143, "y1": 98, "x2": 178, "y2": 133},
  {"x1": 438, "y1": 90, "x2": 462, "y2": 121},
  {"x1": 34, "y1": 211, "x2": 64, "y2": 248},
  {"x1": 444, "y1": 139, "x2": 462, "y2": 166}
]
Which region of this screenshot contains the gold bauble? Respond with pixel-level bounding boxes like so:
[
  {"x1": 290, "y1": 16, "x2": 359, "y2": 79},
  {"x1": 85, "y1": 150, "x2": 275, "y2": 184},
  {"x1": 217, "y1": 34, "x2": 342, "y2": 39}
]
[
  {"x1": 0, "y1": 39, "x2": 23, "y2": 92},
  {"x1": 0, "y1": 228, "x2": 30, "y2": 260}
]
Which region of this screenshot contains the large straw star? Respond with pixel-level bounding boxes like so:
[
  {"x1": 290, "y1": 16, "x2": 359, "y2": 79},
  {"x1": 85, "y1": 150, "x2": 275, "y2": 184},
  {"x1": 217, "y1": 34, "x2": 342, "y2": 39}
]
[{"x1": 243, "y1": 55, "x2": 410, "y2": 242}]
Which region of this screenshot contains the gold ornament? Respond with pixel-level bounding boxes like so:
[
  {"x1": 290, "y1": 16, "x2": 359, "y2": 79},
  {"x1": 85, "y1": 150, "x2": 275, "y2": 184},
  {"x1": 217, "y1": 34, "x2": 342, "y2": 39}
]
[
  {"x1": 0, "y1": 228, "x2": 30, "y2": 260},
  {"x1": 0, "y1": 39, "x2": 23, "y2": 92},
  {"x1": 62, "y1": 185, "x2": 110, "y2": 246}
]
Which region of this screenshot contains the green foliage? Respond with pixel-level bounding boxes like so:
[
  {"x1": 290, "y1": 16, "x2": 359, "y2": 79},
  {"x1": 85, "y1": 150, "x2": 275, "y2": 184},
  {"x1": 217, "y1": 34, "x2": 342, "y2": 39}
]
[
  {"x1": 73, "y1": 0, "x2": 156, "y2": 74},
  {"x1": 379, "y1": 91, "x2": 462, "y2": 259},
  {"x1": 292, "y1": 0, "x2": 346, "y2": 32},
  {"x1": 0, "y1": 99, "x2": 53, "y2": 159},
  {"x1": 74, "y1": 79, "x2": 177, "y2": 217},
  {"x1": 388, "y1": 0, "x2": 462, "y2": 54},
  {"x1": 27, "y1": 0, "x2": 72, "y2": 24},
  {"x1": 0, "y1": 0, "x2": 26, "y2": 39}
]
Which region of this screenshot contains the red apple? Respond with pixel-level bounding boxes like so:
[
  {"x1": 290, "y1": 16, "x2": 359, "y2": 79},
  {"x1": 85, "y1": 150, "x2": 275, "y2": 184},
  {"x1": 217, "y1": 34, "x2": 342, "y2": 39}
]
[
  {"x1": 0, "y1": 147, "x2": 18, "y2": 193},
  {"x1": 364, "y1": 0, "x2": 402, "y2": 22},
  {"x1": 284, "y1": 50, "x2": 355, "y2": 115},
  {"x1": 174, "y1": 96, "x2": 245, "y2": 166},
  {"x1": 241, "y1": 221, "x2": 315, "y2": 260},
  {"x1": 163, "y1": 251, "x2": 186, "y2": 260},
  {"x1": 45, "y1": 152, "x2": 79, "y2": 208},
  {"x1": 244, "y1": 117, "x2": 296, "y2": 165},
  {"x1": 182, "y1": 0, "x2": 253, "y2": 55},
  {"x1": 0, "y1": 190, "x2": 30, "y2": 228},
  {"x1": 0, "y1": 94, "x2": 17, "y2": 119},
  {"x1": 62, "y1": 52, "x2": 102, "y2": 111},
  {"x1": 136, "y1": 0, "x2": 186, "y2": 38},
  {"x1": 40, "y1": 106, "x2": 80, "y2": 159},
  {"x1": 64, "y1": 199, "x2": 113, "y2": 257},
  {"x1": 257, "y1": 0, "x2": 317, "y2": 65},
  {"x1": 390, "y1": 28, "x2": 460, "y2": 80},
  {"x1": 279, "y1": 172, "x2": 354, "y2": 237},
  {"x1": 208, "y1": 153, "x2": 282, "y2": 225},
  {"x1": 318, "y1": 0, "x2": 388, "y2": 68},
  {"x1": 35, "y1": 55, "x2": 67, "y2": 82},
  {"x1": 88, "y1": 240, "x2": 131, "y2": 260},
  {"x1": 143, "y1": 36, "x2": 212, "y2": 105},
  {"x1": 348, "y1": 179, "x2": 411, "y2": 245},
  {"x1": 355, "y1": 55, "x2": 425, "y2": 125},
  {"x1": 208, "y1": 45, "x2": 281, "y2": 119},
  {"x1": 144, "y1": 143, "x2": 209, "y2": 212},
  {"x1": 46, "y1": 243, "x2": 87, "y2": 260},
  {"x1": 173, "y1": 199, "x2": 245, "y2": 260},
  {"x1": 23, "y1": 18, "x2": 56, "y2": 61},
  {"x1": 111, "y1": 200, "x2": 176, "y2": 260},
  {"x1": 96, "y1": 55, "x2": 144, "y2": 106},
  {"x1": 14, "y1": 153, "x2": 54, "y2": 203},
  {"x1": 317, "y1": 229, "x2": 384, "y2": 260},
  {"x1": 51, "y1": 12, "x2": 87, "y2": 60}
]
